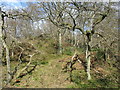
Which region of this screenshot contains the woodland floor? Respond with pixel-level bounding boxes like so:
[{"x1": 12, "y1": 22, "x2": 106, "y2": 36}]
[
  {"x1": 3, "y1": 56, "x2": 75, "y2": 88},
  {"x1": 1, "y1": 40, "x2": 119, "y2": 88},
  {"x1": 19, "y1": 56, "x2": 73, "y2": 88},
  {"x1": 2, "y1": 54, "x2": 119, "y2": 88}
]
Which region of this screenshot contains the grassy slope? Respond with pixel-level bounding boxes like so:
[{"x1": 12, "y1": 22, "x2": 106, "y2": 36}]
[
  {"x1": 12, "y1": 55, "x2": 74, "y2": 88},
  {"x1": 2, "y1": 39, "x2": 119, "y2": 88}
]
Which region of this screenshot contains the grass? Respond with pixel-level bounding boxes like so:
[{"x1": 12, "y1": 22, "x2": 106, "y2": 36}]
[
  {"x1": 3, "y1": 59, "x2": 119, "y2": 88},
  {"x1": 3, "y1": 51, "x2": 119, "y2": 88},
  {"x1": 2, "y1": 39, "x2": 119, "y2": 88},
  {"x1": 67, "y1": 68, "x2": 119, "y2": 88},
  {"x1": 5, "y1": 54, "x2": 70, "y2": 88}
]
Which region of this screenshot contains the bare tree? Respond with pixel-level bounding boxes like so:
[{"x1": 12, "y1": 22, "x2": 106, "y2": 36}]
[
  {"x1": 0, "y1": 7, "x2": 32, "y2": 85},
  {"x1": 0, "y1": 8, "x2": 11, "y2": 85},
  {"x1": 40, "y1": 2, "x2": 111, "y2": 80}
]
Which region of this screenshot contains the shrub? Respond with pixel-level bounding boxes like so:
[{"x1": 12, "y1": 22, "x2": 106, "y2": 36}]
[
  {"x1": 63, "y1": 47, "x2": 74, "y2": 56},
  {"x1": 96, "y1": 48, "x2": 105, "y2": 60}
]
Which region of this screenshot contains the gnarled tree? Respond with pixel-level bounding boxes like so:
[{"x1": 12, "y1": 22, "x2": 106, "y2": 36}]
[{"x1": 39, "y1": 2, "x2": 111, "y2": 80}]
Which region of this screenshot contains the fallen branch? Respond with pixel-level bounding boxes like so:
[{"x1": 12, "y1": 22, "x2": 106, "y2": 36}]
[
  {"x1": 16, "y1": 53, "x2": 35, "y2": 78},
  {"x1": 62, "y1": 52, "x2": 82, "y2": 82}
]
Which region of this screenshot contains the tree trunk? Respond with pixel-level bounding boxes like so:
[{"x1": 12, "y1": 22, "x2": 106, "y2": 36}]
[
  {"x1": 86, "y1": 38, "x2": 91, "y2": 80},
  {"x1": 103, "y1": 47, "x2": 107, "y2": 61},
  {"x1": 0, "y1": 9, "x2": 3, "y2": 88},
  {"x1": 86, "y1": 44, "x2": 91, "y2": 80},
  {"x1": 58, "y1": 29, "x2": 62, "y2": 54},
  {"x1": 86, "y1": 45, "x2": 91, "y2": 80},
  {"x1": 85, "y1": 14, "x2": 95, "y2": 80},
  {"x1": 0, "y1": 23, "x2": 3, "y2": 90},
  {"x1": 74, "y1": 34, "x2": 77, "y2": 47},
  {"x1": 0, "y1": 8, "x2": 11, "y2": 84},
  {"x1": 72, "y1": 31, "x2": 74, "y2": 46},
  {"x1": 3, "y1": 41, "x2": 11, "y2": 83}
]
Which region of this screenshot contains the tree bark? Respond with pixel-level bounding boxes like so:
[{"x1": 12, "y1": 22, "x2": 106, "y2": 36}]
[
  {"x1": 0, "y1": 20, "x2": 3, "y2": 90},
  {"x1": 72, "y1": 31, "x2": 74, "y2": 46},
  {"x1": 0, "y1": 9, "x2": 3, "y2": 88},
  {"x1": 0, "y1": 8, "x2": 11, "y2": 84},
  {"x1": 85, "y1": 14, "x2": 94, "y2": 80},
  {"x1": 74, "y1": 34, "x2": 77, "y2": 47},
  {"x1": 3, "y1": 41, "x2": 11, "y2": 83},
  {"x1": 86, "y1": 42, "x2": 91, "y2": 80},
  {"x1": 58, "y1": 29, "x2": 62, "y2": 54},
  {"x1": 85, "y1": 32, "x2": 92, "y2": 80}
]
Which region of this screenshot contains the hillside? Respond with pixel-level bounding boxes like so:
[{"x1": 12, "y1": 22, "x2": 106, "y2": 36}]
[
  {"x1": 0, "y1": 2, "x2": 119, "y2": 89},
  {"x1": 2, "y1": 39, "x2": 119, "y2": 88}
]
